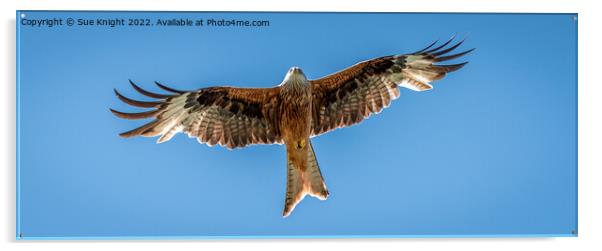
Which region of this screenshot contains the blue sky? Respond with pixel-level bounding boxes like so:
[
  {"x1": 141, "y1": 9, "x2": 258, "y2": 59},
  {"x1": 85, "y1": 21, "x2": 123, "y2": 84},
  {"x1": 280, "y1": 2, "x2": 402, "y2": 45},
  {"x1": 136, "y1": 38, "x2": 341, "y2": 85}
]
[{"x1": 17, "y1": 11, "x2": 577, "y2": 238}]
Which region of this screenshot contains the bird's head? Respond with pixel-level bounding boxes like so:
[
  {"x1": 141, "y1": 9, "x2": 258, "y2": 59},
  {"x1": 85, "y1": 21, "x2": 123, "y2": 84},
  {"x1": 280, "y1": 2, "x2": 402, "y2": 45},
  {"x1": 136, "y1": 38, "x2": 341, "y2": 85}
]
[{"x1": 282, "y1": 67, "x2": 308, "y2": 86}]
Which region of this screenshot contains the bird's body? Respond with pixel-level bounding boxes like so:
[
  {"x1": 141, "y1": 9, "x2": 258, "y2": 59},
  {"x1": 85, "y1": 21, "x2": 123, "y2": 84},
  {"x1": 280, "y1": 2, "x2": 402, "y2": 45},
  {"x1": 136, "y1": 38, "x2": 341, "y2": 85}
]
[
  {"x1": 280, "y1": 68, "x2": 312, "y2": 148},
  {"x1": 278, "y1": 68, "x2": 329, "y2": 216},
  {"x1": 111, "y1": 38, "x2": 473, "y2": 217}
]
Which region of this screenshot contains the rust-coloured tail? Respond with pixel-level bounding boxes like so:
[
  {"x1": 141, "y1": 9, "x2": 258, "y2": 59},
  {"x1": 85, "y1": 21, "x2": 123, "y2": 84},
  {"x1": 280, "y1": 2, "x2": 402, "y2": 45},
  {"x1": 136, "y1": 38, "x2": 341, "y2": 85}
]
[{"x1": 283, "y1": 140, "x2": 329, "y2": 217}]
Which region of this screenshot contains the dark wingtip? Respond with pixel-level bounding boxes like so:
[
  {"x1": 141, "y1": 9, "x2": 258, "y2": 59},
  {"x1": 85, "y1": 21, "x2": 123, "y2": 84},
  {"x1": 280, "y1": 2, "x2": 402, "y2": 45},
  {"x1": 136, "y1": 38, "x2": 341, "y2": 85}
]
[
  {"x1": 109, "y1": 108, "x2": 131, "y2": 119},
  {"x1": 434, "y1": 48, "x2": 475, "y2": 62},
  {"x1": 109, "y1": 108, "x2": 120, "y2": 115},
  {"x1": 129, "y1": 80, "x2": 172, "y2": 99},
  {"x1": 414, "y1": 40, "x2": 439, "y2": 54},
  {"x1": 155, "y1": 81, "x2": 186, "y2": 94},
  {"x1": 110, "y1": 108, "x2": 159, "y2": 120},
  {"x1": 440, "y1": 61, "x2": 469, "y2": 72},
  {"x1": 113, "y1": 88, "x2": 162, "y2": 108},
  {"x1": 431, "y1": 38, "x2": 466, "y2": 57},
  {"x1": 118, "y1": 131, "x2": 134, "y2": 138},
  {"x1": 424, "y1": 35, "x2": 457, "y2": 54},
  {"x1": 113, "y1": 88, "x2": 122, "y2": 97}
]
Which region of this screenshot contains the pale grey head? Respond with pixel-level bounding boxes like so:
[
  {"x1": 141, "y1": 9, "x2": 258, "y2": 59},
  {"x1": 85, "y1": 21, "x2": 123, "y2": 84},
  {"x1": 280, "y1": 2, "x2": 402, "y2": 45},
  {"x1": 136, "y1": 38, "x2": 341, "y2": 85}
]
[{"x1": 281, "y1": 67, "x2": 309, "y2": 87}]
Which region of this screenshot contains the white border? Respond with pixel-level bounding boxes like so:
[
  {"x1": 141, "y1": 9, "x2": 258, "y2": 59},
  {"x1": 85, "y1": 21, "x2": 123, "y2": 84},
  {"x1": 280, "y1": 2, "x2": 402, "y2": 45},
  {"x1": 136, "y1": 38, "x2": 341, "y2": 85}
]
[{"x1": 2, "y1": 0, "x2": 601, "y2": 250}]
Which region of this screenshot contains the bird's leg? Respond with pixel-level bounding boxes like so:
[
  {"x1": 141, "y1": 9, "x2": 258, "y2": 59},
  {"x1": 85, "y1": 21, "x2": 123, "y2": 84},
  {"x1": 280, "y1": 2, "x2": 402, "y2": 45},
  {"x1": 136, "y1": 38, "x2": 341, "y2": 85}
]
[{"x1": 295, "y1": 139, "x2": 306, "y2": 150}]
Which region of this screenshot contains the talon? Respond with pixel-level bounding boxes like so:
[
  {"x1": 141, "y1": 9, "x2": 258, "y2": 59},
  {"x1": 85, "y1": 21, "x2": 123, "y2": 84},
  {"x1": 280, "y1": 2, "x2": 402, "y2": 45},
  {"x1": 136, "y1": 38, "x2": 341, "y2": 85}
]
[{"x1": 296, "y1": 139, "x2": 306, "y2": 149}]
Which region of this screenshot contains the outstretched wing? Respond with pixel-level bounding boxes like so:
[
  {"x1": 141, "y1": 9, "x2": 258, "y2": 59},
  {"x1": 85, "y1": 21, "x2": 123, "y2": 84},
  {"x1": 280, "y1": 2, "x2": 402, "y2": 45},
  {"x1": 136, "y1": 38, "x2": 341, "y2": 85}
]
[
  {"x1": 310, "y1": 38, "x2": 473, "y2": 136},
  {"x1": 111, "y1": 80, "x2": 283, "y2": 149}
]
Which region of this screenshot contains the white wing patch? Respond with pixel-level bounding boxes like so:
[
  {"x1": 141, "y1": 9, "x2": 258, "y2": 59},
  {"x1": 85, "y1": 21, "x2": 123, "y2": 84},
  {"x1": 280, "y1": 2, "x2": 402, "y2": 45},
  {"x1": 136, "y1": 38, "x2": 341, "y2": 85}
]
[
  {"x1": 155, "y1": 95, "x2": 189, "y2": 143},
  {"x1": 398, "y1": 78, "x2": 434, "y2": 92}
]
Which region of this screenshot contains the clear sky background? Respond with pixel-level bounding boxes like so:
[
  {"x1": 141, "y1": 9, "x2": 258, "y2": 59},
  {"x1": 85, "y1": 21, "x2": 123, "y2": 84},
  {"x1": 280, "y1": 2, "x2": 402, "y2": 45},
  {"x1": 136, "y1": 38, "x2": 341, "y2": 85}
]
[{"x1": 17, "y1": 11, "x2": 577, "y2": 238}]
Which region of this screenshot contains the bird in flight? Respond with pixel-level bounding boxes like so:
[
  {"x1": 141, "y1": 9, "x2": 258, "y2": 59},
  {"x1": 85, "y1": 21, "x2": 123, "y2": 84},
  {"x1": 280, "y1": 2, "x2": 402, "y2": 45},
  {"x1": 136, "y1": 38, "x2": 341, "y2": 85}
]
[{"x1": 111, "y1": 38, "x2": 473, "y2": 217}]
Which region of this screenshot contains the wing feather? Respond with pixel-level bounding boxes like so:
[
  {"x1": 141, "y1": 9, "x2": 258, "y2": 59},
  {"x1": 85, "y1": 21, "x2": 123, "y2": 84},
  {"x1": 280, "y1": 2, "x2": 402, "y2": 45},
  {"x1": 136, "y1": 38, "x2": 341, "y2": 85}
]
[{"x1": 111, "y1": 81, "x2": 283, "y2": 148}]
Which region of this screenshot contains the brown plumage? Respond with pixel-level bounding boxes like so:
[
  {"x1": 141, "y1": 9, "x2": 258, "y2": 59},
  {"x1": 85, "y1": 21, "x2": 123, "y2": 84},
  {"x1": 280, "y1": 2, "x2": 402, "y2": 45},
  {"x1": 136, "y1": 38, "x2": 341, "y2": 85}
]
[{"x1": 111, "y1": 38, "x2": 473, "y2": 217}]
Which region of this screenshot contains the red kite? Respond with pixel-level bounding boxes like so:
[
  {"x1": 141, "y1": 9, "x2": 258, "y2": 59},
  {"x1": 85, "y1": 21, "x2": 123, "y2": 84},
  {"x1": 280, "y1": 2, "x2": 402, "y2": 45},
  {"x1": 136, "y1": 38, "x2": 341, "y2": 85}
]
[{"x1": 111, "y1": 38, "x2": 473, "y2": 217}]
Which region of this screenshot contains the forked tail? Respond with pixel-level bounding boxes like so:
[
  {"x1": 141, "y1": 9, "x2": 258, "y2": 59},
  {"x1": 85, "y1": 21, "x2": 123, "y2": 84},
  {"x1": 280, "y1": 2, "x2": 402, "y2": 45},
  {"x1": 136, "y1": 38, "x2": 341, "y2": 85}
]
[{"x1": 283, "y1": 140, "x2": 329, "y2": 217}]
